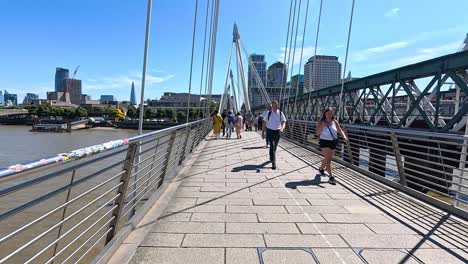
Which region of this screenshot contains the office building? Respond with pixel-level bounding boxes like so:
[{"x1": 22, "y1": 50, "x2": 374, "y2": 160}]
[
  {"x1": 147, "y1": 92, "x2": 222, "y2": 110},
  {"x1": 55, "y1": 68, "x2": 69, "y2": 92},
  {"x1": 62, "y1": 78, "x2": 82, "y2": 105},
  {"x1": 47, "y1": 91, "x2": 71, "y2": 103},
  {"x1": 290, "y1": 74, "x2": 304, "y2": 95},
  {"x1": 249, "y1": 86, "x2": 295, "y2": 109},
  {"x1": 248, "y1": 54, "x2": 267, "y2": 88},
  {"x1": 0, "y1": 91, "x2": 3, "y2": 105},
  {"x1": 22, "y1": 93, "x2": 39, "y2": 105},
  {"x1": 100, "y1": 95, "x2": 116, "y2": 102},
  {"x1": 304, "y1": 55, "x2": 341, "y2": 93},
  {"x1": 267, "y1": 62, "x2": 286, "y2": 88},
  {"x1": 130, "y1": 82, "x2": 137, "y2": 105},
  {"x1": 4, "y1": 90, "x2": 18, "y2": 106}
]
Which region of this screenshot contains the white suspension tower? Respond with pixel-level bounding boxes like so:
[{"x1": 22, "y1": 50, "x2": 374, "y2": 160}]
[{"x1": 233, "y1": 23, "x2": 251, "y2": 112}]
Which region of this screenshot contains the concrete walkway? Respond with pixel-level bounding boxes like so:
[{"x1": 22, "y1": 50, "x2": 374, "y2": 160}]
[{"x1": 109, "y1": 131, "x2": 468, "y2": 264}]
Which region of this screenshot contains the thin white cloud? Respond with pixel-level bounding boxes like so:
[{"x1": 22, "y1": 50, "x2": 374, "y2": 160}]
[
  {"x1": 393, "y1": 41, "x2": 460, "y2": 66},
  {"x1": 277, "y1": 46, "x2": 320, "y2": 67},
  {"x1": 356, "y1": 40, "x2": 462, "y2": 74},
  {"x1": 385, "y1": 8, "x2": 400, "y2": 17},
  {"x1": 353, "y1": 41, "x2": 409, "y2": 62},
  {"x1": 335, "y1": 44, "x2": 345, "y2": 49},
  {"x1": 85, "y1": 72, "x2": 175, "y2": 90}
]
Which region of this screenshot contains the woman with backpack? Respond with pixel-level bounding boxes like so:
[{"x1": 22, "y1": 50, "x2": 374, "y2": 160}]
[
  {"x1": 316, "y1": 108, "x2": 349, "y2": 184},
  {"x1": 224, "y1": 111, "x2": 235, "y2": 139}
]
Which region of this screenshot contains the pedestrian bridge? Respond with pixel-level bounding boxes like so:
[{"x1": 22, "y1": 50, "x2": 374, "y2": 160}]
[{"x1": 0, "y1": 119, "x2": 467, "y2": 264}]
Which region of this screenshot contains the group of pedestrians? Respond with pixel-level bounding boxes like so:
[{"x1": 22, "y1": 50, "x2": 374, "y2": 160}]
[
  {"x1": 212, "y1": 110, "x2": 244, "y2": 139},
  {"x1": 211, "y1": 101, "x2": 349, "y2": 184}
]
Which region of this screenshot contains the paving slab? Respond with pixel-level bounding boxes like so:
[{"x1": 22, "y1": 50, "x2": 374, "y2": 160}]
[
  {"x1": 151, "y1": 222, "x2": 225, "y2": 234},
  {"x1": 261, "y1": 249, "x2": 316, "y2": 264},
  {"x1": 322, "y1": 213, "x2": 394, "y2": 223},
  {"x1": 226, "y1": 248, "x2": 260, "y2": 264},
  {"x1": 297, "y1": 223, "x2": 375, "y2": 234},
  {"x1": 258, "y1": 213, "x2": 327, "y2": 223},
  {"x1": 182, "y1": 234, "x2": 265, "y2": 247},
  {"x1": 226, "y1": 223, "x2": 300, "y2": 234},
  {"x1": 227, "y1": 205, "x2": 288, "y2": 214},
  {"x1": 139, "y1": 233, "x2": 184, "y2": 247},
  {"x1": 312, "y1": 248, "x2": 363, "y2": 264},
  {"x1": 129, "y1": 248, "x2": 224, "y2": 264},
  {"x1": 264, "y1": 234, "x2": 348, "y2": 248},
  {"x1": 190, "y1": 212, "x2": 258, "y2": 222},
  {"x1": 341, "y1": 234, "x2": 434, "y2": 248},
  {"x1": 358, "y1": 249, "x2": 420, "y2": 264}
]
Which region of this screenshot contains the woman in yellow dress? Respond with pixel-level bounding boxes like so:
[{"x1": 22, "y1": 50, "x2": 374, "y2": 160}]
[{"x1": 212, "y1": 110, "x2": 223, "y2": 139}]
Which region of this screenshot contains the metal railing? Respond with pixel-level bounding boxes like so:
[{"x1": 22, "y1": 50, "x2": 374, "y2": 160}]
[
  {"x1": 284, "y1": 119, "x2": 468, "y2": 219},
  {"x1": 0, "y1": 118, "x2": 211, "y2": 264}
]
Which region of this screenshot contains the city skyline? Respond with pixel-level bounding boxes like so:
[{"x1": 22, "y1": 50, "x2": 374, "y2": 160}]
[{"x1": 0, "y1": 1, "x2": 467, "y2": 104}]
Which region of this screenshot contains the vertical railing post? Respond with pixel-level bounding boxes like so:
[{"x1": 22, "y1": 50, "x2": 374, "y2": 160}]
[
  {"x1": 51, "y1": 170, "x2": 77, "y2": 262},
  {"x1": 143, "y1": 137, "x2": 161, "y2": 195},
  {"x1": 342, "y1": 127, "x2": 355, "y2": 166},
  {"x1": 180, "y1": 125, "x2": 192, "y2": 165},
  {"x1": 105, "y1": 142, "x2": 138, "y2": 244},
  {"x1": 302, "y1": 121, "x2": 308, "y2": 145},
  {"x1": 389, "y1": 131, "x2": 407, "y2": 187},
  {"x1": 159, "y1": 130, "x2": 177, "y2": 188}
]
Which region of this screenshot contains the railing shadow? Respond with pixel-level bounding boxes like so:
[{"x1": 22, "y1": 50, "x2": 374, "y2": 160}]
[{"x1": 280, "y1": 139, "x2": 468, "y2": 263}]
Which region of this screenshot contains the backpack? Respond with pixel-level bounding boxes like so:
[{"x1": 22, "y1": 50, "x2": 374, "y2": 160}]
[
  {"x1": 228, "y1": 114, "x2": 235, "y2": 124},
  {"x1": 267, "y1": 110, "x2": 283, "y2": 121}
]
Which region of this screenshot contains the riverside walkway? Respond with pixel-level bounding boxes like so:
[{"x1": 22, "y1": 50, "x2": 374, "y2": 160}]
[{"x1": 107, "y1": 131, "x2": 468, "y2": 264}]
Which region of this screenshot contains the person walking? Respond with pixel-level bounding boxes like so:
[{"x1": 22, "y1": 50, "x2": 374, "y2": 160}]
[
  {"x1": 224, "y1": 110, "x2": 235, "y2": 139},
  {"x1": 261, "y1": 104, "x2": 272, "y2": 148},
  {"x1": 253, "y1": 115, "x2": 258, "y2": 131},
  {"x1": 262, "y1": 100, "x2": 286, "y2": 170},
  {"x1": 257, "y1": 113, "x2": 263, "y2": 131},
  {"x1": 316, "y1": 107, "x2": 349, "y2": 184},
  {"x1": 212, "y1": 110, "x2": 223, "y2": 140},
  {"x1": 235, "y1": 112, "x2": 243, "y2": 139}
]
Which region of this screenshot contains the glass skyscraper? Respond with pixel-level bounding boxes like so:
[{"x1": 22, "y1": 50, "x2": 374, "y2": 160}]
[
  {"x1": 248, "y1": 54, "x2": 267, "y2": 89},
  {"x1": 130, "y1": 82, "x2": 137, "y2": 105},
  {"x1": 4, "y1": 90, "x2": 18, "y2": 106},
  {"x1": 267, "y1": 62, "x2": 286, "y2": 88},
  {"x1": 55, "y1": 67, "x2": 69, "y2": 92}
]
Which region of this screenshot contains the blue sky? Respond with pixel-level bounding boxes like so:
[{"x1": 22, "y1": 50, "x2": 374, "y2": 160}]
[{"x1": 0, "y1": 0, "x2": 467, "y2": 103}]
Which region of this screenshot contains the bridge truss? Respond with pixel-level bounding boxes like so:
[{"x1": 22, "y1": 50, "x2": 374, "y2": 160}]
[{"x1": 263, "y1": 50, "x2": 468, "y2": 133}]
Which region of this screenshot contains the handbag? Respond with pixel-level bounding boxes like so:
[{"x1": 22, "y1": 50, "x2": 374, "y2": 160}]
[{"x1": 326, "y1": 123, "x2": 339, "y2": 146}]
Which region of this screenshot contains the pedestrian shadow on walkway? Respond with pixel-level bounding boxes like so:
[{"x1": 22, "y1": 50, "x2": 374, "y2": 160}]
[
  {"x1": 242, "y1": 146, "x2": 268, "y2": 150},
  {"x1": 285, "y1": 175, "x2": 325, "y2": 189},
  {"x1": 231, "y1": 161, "x2": 270, "y2": 172}
]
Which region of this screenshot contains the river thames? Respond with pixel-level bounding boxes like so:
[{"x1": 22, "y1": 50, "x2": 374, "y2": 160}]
[{"x1": 0, "y1": 125, "x2": 141, "y2": 167}]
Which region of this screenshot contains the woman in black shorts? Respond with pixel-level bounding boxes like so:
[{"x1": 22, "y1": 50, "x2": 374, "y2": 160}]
[{"x1": 315, "y1": 108, "x2": 348, "y2": 184}]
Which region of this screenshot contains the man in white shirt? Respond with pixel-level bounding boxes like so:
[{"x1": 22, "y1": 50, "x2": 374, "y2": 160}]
[{"x1": 262, "y1": 100, "x2": 286, "y2": 169}]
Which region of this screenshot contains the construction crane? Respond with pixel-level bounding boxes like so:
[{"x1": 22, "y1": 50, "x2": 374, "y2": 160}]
[
  {"x1": 458, "y1": 33, "x2": 468, "y2": 51},
  {"x1": 72, "y1": 66, "x2": 80, "y2": 79}
]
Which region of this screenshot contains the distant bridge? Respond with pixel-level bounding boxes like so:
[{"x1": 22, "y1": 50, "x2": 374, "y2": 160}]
[{"x1": 0, "y1": 109, "x2": 28, "y2": 116}]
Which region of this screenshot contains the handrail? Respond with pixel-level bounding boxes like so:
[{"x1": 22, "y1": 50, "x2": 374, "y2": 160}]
[
  {"x1": 283, "y1": 119, "x2": 468, "y2": 219},
  {"x1": 0, "y1": 119, "x2": 207, "y2": 178},
  {"x1": 289, "y1": 119, "x2": 468, "y2": 140}
]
